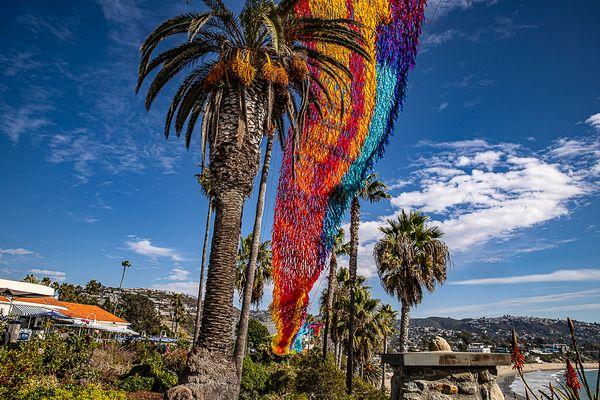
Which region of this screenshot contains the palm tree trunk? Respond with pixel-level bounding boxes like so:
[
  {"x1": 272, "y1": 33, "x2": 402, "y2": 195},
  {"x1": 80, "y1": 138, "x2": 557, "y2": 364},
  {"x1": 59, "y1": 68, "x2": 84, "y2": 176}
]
[
  {"x1": 346, "y1": 195, "x2": 360, "y2": 394},
  {"x1": 113, "y1": 266, "x2": 126, "y2": 314},
  {"x1": 233, "y1": 131, "x2": 274, "y2": 377},
  {"x1": 195, "y1": 188, "x2": 245, "y2": 352},
  {"x1": 322, "y1": 254, "x2": 337, "y2": 361},
  {"x1": 168, "y1": 85, "x2": 266, "y2": 400},
  {"x1": 400, "y1": 301, "x2": 410, "y2": 353},
  {"x1": 381, "y1": 333, "x2": 387, "y2": 391},
  {"x1": 193, "y1": 200, "x2": 212, "y2": 346}
]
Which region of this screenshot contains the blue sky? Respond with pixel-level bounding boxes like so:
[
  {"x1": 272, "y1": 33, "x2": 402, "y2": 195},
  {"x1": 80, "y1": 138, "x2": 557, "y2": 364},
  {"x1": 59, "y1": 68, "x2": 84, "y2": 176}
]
[{"x1": 1, "y1": 0, "x2": 599, "y2": 322}]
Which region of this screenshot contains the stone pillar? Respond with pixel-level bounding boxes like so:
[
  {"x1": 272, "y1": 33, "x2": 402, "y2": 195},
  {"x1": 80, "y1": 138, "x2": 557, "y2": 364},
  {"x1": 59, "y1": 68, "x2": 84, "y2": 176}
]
[{"x1": 382, "y1": 352, "x2": 510, "y2": 400}]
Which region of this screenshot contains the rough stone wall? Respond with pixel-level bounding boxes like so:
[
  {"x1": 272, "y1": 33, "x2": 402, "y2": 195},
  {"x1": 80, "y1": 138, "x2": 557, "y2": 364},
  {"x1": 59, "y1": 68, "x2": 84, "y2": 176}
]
[{"x1": 392, "y1": 366, "x2": 504, "y2": 400}]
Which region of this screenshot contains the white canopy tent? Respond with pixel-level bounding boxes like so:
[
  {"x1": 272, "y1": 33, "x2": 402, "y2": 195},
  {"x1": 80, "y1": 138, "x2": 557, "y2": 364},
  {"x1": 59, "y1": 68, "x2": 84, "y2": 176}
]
[{"x1": 0, "y1": 279, "x2": 56, "y2": 297}]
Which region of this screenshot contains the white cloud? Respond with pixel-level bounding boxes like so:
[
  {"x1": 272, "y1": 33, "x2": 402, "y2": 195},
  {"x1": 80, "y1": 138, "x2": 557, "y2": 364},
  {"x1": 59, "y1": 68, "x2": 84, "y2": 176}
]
[
  {"x1": 167, "y1": 268, "x2": 191, "y2": 281},
  {"x1": 391, "y1": 142, "x2": 588, "y2": 251},
  {"x1": 0, "y1": 248, "x2": 35, "y2": 256},
  {"x1": 47, "y1": 130, "x2": 181, "y2": 184},
  {"x1": 151, "y1": 281, "x2": 199, "y2": 296},
  {"x1": 425, "y1": 289, "x2": 600, "y2": 316},
  {"x1": 29, "y1": 268, "x2": 66, "y2": 282},
  {"x1": 425, "y1": 0, "x2": 497, "y2": 19},
  {"x1": 0, "y1": 104, "x2": 51, "y2": 143},
  {"x1": 586, "y1": 113, "x2": 600, "y2": 131},
  {"x1": 18, "y1": 14, "x2": 75, "y2": 41},
  {"x1": 438, "y1": 101, "x2": 448, "y2": 112},
  {"x1": 451, "y1": 269, "x2": 600, "y2": 285},
  {"x1": 354, "y1": 136, "x2": 598, "y2": 269},
  {"x1": 126, "y1": 238, "x2": 184, "y2": 262},
  {"x1": 443, "y1": 75, "x2": 493, "y2": 89},
  {"x1": 0, "y1": 51, "x2": 43, "y2": 77},
  {"x1": 424, "y1": 29, "x2": 458, "y2": 47},
  {"x1": 66, "y1": 211, "x2": 100, "y2": 224}
]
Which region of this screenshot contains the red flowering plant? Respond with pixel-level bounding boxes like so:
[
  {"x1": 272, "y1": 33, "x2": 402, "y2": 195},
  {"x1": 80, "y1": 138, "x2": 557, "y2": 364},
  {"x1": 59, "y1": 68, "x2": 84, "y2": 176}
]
[
  {"x1": 513, "y1": 320, "x2": 598, "y2": 400},
  {"x1": 564, "y1": 359, "x2": 582, "y2": 398},
  {"x1": 511, "y1": 329, "x2": 526, "y2": 371}
]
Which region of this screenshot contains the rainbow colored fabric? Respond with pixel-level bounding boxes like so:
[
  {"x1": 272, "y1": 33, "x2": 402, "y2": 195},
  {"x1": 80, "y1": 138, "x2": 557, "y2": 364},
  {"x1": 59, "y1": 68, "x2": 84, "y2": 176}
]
[{"x1": 271, "y1": 0, "x2": 426, "y2": 355}]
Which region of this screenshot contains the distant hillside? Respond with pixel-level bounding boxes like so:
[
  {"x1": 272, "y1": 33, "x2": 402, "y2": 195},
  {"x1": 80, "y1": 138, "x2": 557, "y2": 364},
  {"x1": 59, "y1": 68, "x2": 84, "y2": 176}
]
[
  {"x1": 405, "y1": 315, "x2": 599, "y2": 359},
  {"x1": 50, "y1": 280, "x2": 599, "y2": 356}
]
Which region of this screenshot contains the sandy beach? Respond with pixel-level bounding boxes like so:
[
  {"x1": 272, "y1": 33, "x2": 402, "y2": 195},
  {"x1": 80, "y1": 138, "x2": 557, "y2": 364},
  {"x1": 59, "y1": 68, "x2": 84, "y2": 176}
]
[{"x1": 497, "y1": 363, "x2": 597, "y2": 399}]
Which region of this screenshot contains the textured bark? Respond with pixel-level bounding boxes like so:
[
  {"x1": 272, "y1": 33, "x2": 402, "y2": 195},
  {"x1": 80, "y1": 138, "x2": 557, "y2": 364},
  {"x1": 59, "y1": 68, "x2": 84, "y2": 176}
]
[
  {"x1": 167, "y1": 349, "x2": 238, "y2": 400},
  {"x1": 346, "y1": 195, "x2": 360, "y2": 394},
  {"x1": 169, "y1": 85, "x2": 267, "y2": 400},
  {"x1": 233, "y1": 132, "x2": 274, "y2": 377},
  {"x1": 196, "y1": 190, "x2": 244, "y2": 352},
  {"x1": 400, "y1": 302, "x2": 410, "y2": 353},
  {"x1": 322, "y1": 254, "x2": 337, "y2": 361},
  {"x1": 193, "y1": 201, "x2": 212, "y2": 346}
]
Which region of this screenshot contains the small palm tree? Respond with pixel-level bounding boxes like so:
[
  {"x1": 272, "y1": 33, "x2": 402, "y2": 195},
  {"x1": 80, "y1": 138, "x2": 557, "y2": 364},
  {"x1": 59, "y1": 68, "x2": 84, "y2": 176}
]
[
  {"x1": 171, "y1": 292, "x2": 188, "y2": 338},
  {"x1": 377, "y1": 303, "x2": 396, "y2": 390},
  {"x1": 347, "y1": 173, "x2": 390, "y2": 392},
  {"x1": 235, "y1": 233, "x2": 272, "y2": 309},
  {"x1": 114, "y1": 260, "x2": 132, "y2": 314},
  {"x1": 137, "y1": 1, "x2": 368, "y2": 395},
  {"x1": 373, "y1": 210, "x2": 450, "y2": 352},
  {"x1": 22, "y1": 274, "x2": 39, "y2": 284},
  {"x1": 321, "y1": 228, "x2": 347, "y2": 361}
]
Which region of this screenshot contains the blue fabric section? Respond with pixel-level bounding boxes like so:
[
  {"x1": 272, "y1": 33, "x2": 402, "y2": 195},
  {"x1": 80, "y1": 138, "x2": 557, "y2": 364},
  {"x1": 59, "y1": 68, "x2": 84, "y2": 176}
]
[{"x1": 318, "y1": 64, "x2": 398, "y2": 260}]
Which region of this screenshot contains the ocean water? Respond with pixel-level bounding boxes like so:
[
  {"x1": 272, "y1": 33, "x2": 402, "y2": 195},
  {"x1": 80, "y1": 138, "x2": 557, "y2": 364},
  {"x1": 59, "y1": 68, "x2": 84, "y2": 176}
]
[{"x1": 511, "y1": 369, "x2": 598, "y2": 400}]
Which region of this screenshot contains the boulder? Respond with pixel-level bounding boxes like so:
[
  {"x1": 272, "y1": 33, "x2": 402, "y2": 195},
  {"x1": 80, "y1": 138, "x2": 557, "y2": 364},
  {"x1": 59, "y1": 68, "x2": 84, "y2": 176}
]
[
  {"x1": 490, "y1": 383, "x2": 505, "y2": 400},
  {"x1": 428, "y1": 336, "x2": 452, "y2": 352}
]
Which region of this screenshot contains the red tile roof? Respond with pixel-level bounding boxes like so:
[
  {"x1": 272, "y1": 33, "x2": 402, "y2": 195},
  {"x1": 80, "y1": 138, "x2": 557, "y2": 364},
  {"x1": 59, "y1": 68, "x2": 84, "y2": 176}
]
[{"x1": 0, "y1": 296, "x2": 127, "y2": 324}]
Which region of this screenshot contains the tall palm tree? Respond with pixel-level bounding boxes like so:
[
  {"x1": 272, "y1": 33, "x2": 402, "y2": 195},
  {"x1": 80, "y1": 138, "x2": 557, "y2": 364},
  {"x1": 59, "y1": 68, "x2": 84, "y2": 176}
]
[
  {"x1": 137, "y1": 1, "x2": 368, "y2": 396},
  {"x1": 373, "y1": 210, "x2": 450, "y2": 352},
  {"x1": 377, "y1": 303, "x2": 396, "y2": 390},
  {"x1": 233, "y1": 127, "x2": 274, "y2": 376},
  {"x1": 113, "y1": 260, "x2": 131, "y2": 314},
  {"x1": 347, "y1": 173, "x2": 389, "y2": 393},
  {"x1": 172, "y1": 292, "x2": 188, "y2": 338},
  {"x1": 193, "y1": 169, "x2": 213, "y2": 345},
  {"x1": 327, "y1": 267, "x2": 391, "y2": 381},
  {"x1": 322, "y1": 228, "x2": 347, "y2": 361},
  {"x1": 235, "y1": 233, "x2": 272, "y2": 308}
]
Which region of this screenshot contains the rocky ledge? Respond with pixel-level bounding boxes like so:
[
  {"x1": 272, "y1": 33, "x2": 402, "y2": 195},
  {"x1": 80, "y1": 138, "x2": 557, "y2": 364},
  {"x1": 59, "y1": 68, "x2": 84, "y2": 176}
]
[{"x1": 382, "y1": 349, "x2": 510, "y2": 400}]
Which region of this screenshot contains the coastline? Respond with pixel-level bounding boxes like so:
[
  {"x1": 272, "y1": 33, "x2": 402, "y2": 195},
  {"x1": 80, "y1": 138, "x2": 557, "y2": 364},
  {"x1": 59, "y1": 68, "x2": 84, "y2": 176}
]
[{"x1": 496, "y1": 363, "x2": 597, "y2": 399}]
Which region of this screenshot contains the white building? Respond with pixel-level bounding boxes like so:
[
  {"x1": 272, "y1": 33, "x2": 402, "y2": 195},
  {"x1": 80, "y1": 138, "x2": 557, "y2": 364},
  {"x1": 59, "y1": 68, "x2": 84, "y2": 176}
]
[{"x1": 467, "y1": 343, "x2": 492, "y2": 353}]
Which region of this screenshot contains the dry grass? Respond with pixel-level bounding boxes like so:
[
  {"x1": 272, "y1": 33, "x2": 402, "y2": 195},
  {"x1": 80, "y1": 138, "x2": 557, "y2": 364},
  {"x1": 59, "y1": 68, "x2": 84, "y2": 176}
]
[{"x1": 89, "y1": 342, "x2": 136, "y2": 383}]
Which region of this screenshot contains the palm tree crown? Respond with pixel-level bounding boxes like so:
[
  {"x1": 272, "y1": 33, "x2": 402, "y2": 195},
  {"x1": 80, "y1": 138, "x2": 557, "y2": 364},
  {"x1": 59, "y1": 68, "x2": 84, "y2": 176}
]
[
  {"x1": 374, "y1": 210, "x2": 450, "y2": 306},
  {"x1": 357, "y1": 173, "x2": 391, "y2": 203},
  {"x1": 137, "y1": 0, "x2": 368, "y2": 163}
]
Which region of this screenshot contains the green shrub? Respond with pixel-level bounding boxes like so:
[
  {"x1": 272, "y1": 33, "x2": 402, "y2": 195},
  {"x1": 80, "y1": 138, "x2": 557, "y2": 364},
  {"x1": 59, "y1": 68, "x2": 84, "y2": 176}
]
[
  {"x1": 127, "y1": 349, "x2": 178, "y2": 392},
  {"x1": 0, "y1": 333, "x2": 97, "y2": 399},
  {"x1": 292, "y1": 349, "x2": 350, "y2": 399},
  {"x1": 163, "y1": 346, "x2": 188, "y2": 375},
  {"x1": 19, "y1": 383, "x2": 127, "y2": 400},
  {"x1": 264, "y1": 363, "x2": 297, "y2": 396},
  {"x1": 240, "y1": 356, "x2": 270, "y2": 399},
  {"x1": 353, "y1": 378, "x2": 389, "y2": 400},
  {"x1": 118, "y1": 375, "x2": 155, "y2": 392}
]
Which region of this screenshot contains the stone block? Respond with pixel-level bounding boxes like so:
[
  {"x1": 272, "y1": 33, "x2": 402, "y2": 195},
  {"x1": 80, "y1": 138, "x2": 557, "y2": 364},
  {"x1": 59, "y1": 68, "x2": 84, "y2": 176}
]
[
  {"x1": 478, "y1": 369, "x2": 494, "y2": 383},
  {"x1": 458, "y1": 382, "x2": 478, "y2": 395},
  {"x1": 490, "y1": 383, "x2": 505, "y2": 400},
  {"x1": 451, "y1": 372, "x2": 476, "y2": 382},
  {"x1": 432, "y1": 383, "x2": 458, "y2": 395}
]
